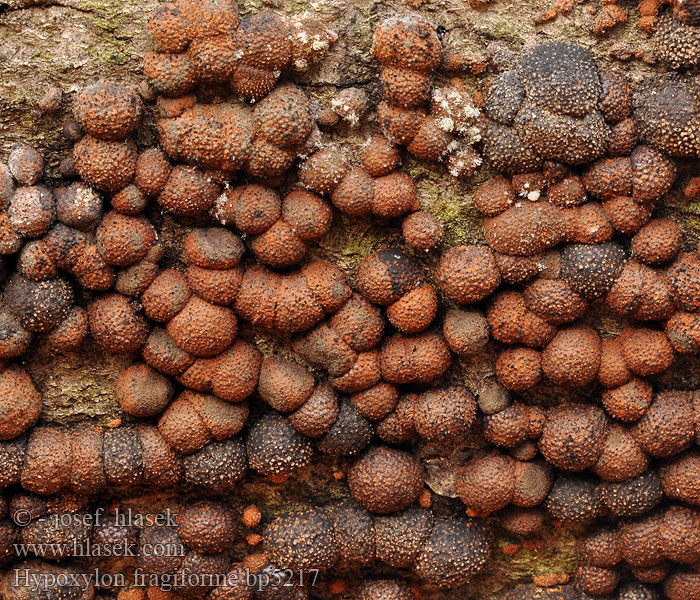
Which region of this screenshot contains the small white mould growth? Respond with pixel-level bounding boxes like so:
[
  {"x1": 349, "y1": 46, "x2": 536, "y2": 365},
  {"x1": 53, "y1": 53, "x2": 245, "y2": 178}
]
[
  {"x1": 428, "y1": 85, "x2": 484, "y2": 175},
  {"x1": 312, "y1": 35, "x2": 329, "y2": 52},
  {"x1": 517, "y1": 179, "x2": 543, "y2": 201},
  {"x1": 435, "y1": 116, "x2": 455, "y2": 133},
  {"x1": 518, "y1": 182, "x2": 530, "y2": 197},
  {"x1": 330, "y1": 88, "x2": 368, "y2": 128},
  {"x1": 431, "y1": 85, "x2": 481, "y2": 137},
  {"x1": 447, "y1": 147, "x2": 482, "y2": 178},
  {"x1": 465, "y1": 125, "x2": 482, "y2": 143},
  {"x1": 335, "y1": 103, "x2": 357, "y2": 124},
  {"x1": 444, "y1": 139, "x2": 461, "y2": 158},
  {"x1": 448, "y1": 161, "x2": 465, "y2": 178},
  {"x1": 213, "y1": 193, "x2": 230, "y2": 225},
  {"x1": 289, "y1": 16, "x2": 338, "y2": 72}
]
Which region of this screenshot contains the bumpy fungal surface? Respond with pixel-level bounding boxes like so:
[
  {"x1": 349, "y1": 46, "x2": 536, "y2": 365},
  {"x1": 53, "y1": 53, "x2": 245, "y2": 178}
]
[
  {"x1": 370, "y1": 16, "x2": 482, "y2": 174},
  {"x1": 483, "y1": 41, "x2": 615, "y2": 171},
  {"x1": 0, "y1": 367, "x2": 41, "y2": 440},
  {"x1": 247, "y1": 413, "x2": 313, "y2": 477},
  {"x1": 348, "y1": 445, "x2": 425, "y2": 514},
  {"x1": 633, "y1": 74, "x2": 700, "y2": 157},
  {"x1": 5, "y1": 3, "x2": 700, "y2": 599},
  {"x1": 72, "y1": 80, "x2": 143, "y2": 141}
]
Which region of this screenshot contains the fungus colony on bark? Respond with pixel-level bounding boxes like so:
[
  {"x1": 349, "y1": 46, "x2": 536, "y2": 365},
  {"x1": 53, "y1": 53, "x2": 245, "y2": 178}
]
[{"x1": 1, "y1": 1, "x2": 700, "y2": 599}]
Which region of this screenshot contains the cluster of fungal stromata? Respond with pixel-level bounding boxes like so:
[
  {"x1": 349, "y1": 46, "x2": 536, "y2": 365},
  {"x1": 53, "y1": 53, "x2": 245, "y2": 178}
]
[{"x1": 2, "y1": 3, "x2": 700, "y2": 600}]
